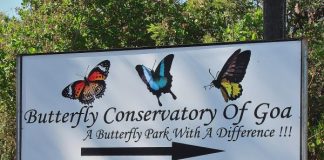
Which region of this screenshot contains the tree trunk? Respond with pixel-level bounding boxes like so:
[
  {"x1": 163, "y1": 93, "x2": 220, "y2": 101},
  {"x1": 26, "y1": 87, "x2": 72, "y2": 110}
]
[{"x1": 263, "y1": 0, "x2": 286, "y2": 40}]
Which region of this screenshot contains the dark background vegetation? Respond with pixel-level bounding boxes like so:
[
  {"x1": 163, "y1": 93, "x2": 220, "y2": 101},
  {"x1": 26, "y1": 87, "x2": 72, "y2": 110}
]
[{"x1": 0, "y1": 0, "x2": 323, "y2": 159}]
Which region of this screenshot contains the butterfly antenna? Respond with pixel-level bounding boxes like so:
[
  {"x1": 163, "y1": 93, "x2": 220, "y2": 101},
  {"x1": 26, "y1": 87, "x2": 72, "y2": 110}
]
[
  {"x1": 75, "y1": 73, "x2": 84, "y2": 78},
  {"x1": 205, "y1": 68, "x2": 217, "y2": 90},
  {"x1": 152, "y1": 59, "x2": 157, "y2": 70},
  {"x1": 209, "y1": 68, "x2": 216, "y2": 80},
  {"x1": 85, "y1": 65, "x2": 90, "y2": 77}
]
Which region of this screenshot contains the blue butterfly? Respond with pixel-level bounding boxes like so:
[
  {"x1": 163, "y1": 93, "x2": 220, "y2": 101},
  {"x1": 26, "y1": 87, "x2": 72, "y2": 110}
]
[{"x1": 135, "y1": 54, "x2": 177, "y2": 106}]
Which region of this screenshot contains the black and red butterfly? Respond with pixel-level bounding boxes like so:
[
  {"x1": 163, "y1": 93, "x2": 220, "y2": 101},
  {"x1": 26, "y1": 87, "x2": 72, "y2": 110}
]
[
  {"x1": 62, "y1": 60, "x2": 110, "y2": 104},
  {"x1": 205, "y1": 49, "x2": 251, "y2": 102}
]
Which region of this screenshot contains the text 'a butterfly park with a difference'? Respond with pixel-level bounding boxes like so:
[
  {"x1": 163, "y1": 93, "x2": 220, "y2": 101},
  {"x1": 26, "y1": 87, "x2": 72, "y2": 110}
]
[{"x1": 16, "y1": 39, "x2": 307, "y2": 160}]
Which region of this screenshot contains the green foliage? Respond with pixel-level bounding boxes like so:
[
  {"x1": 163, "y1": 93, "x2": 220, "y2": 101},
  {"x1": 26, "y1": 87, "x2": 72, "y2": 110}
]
[
  {"x1": 147, "y1": 0, "x2": 263, "y2": 45},
  {"x1": 0, "y1": 13, "x2": 17, "y2": 160},
  {"x1": 308, "y1": 114, "x2": 324, "y2": 159},
  {"x1": 287, "y1": 0, "x2": 324, "y2": 159},
  {"x1": 223, "y1": 8, "x2": 263, "y2": 41},
  {"x1": 0, "y1": 0, "x2": 323, "y2": 159}
]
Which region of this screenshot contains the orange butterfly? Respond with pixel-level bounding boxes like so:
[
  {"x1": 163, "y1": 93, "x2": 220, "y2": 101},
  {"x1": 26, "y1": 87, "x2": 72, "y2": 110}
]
[{"x1": 62, "y1": 60, "x2": 110, "y2": 104}]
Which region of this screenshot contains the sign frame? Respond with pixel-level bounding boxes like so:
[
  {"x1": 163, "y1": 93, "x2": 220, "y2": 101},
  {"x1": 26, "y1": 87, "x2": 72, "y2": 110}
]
[{"x1": 16, "y1": 39, "x2": 307, "y2": 160}]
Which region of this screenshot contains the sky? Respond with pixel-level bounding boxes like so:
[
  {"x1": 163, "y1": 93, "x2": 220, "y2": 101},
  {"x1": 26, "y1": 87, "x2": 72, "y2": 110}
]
[{"x1": 0, "y1": 0, "x2": 22, "y2": 17}]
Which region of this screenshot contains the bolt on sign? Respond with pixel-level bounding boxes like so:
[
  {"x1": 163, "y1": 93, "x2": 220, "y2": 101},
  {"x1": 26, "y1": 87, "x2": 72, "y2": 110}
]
[{"x1": 16, "y1": 40, "x2": 307, "y2": 160}]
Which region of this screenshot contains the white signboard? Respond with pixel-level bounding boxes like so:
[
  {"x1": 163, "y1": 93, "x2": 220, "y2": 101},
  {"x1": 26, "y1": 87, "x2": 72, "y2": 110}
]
[{"x1": 17, "y1": 40, "x2": 307, "y2": 160}]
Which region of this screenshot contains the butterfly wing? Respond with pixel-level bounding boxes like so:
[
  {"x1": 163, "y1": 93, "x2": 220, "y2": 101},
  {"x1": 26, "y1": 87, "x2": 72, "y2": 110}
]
[
  {"x1": 155, "y1": 54, "x2": 174, "y2": 78},
  {"x1": 154, "y1": 54, "x2": 174, "y2": 92},
  {"x1": 79, "y1": 81, "x2": 106, "y2": 104},
  {"x1": 62, "y1": 80, "x2": 86, "y2": 100},
  {"x1": 220, "y1": 80, "x2": 243, "y2": 102},
  {"x1": 136, "y1": 65, "x2": 161, "y2": 92},
  {"x1": 214, "y1": 49, "x2": 250, "y2": 101},
  {"x1": 87, "y1": 60, "x2": 110, "y2": 81},
  {"x1": 218, "y1": 49, "x2": 251, "y2": 83}
]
